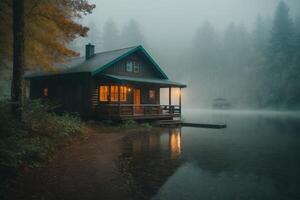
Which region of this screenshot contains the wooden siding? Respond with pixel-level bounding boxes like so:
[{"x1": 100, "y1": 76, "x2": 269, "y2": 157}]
[
  {"x1": 102, "y1": 51, "x2": 164, "y2": 79},
  {"x1": 29, "y1": 73, "x2": 93, "y2": 117},
  {"x1": 91, "y1": 76, "x2": 161, "y2": 108}
]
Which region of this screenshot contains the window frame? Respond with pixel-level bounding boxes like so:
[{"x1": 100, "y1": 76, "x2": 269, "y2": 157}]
[
  {"x1": 120, "y1": 86, "x2": 127, "y2": 102},
  {"x1": 126, "y1": 60, "x2": 133, "y2": 72},
  {"x1": 43, "y1": 88, "x2": 48, "y2": 97},
  {"x1": 133, "y1": 61, "x2": 140, "y2": 73},
  {"x1": 99, "y1": 85, "x2": 109, "y2": 102},
  {"x1": 110, "y1": 85, "x2": 119, "y2": 102},
  {"x1": 149, "y1": 89, "x2": 156, "y2": 100}
]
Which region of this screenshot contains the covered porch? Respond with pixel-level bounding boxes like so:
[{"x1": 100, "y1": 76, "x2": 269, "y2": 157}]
[{"x1": 94, "y1": 74, "x2": 186, "y2": 120}]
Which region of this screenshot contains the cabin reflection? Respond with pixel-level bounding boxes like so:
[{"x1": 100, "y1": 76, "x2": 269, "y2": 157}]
[
  {"x1": 169, "y1": 128, "x2": 182, "y2": 159},
  {"x1": 117, "y1": 128, "x2": 183, "y2": 199},
  {"x1": 131, "y1": 128, "x2": 182, "y2": 157}
]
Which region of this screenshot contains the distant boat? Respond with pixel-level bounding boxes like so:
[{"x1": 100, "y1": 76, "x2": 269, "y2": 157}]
[{"x1": 212, "y1": 98, "x2": 230, "y2": 109}]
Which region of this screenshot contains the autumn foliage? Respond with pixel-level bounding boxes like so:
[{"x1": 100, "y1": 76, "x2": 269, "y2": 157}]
[{"x1": 0, "y1": 0, "x2": 95, "y2": 70}]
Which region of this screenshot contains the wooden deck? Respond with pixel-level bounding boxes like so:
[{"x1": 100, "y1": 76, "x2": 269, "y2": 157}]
[{"x1": 94, "y1": 104, "x2": 181, "y2": 120}]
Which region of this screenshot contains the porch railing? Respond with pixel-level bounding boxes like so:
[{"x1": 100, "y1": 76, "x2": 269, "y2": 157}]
[{"x1": 95, "y1": 104, "x2": 181, "y2": 117}]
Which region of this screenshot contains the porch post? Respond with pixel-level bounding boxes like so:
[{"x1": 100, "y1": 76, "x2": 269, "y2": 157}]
[
  {"x1": 118, "y1": 83, "x2": 121, "y2": 115},
  {"x1": 179, "y1": 88, "x2": 182, "y2": 115},
  {"x1": 169, "y1": 87, "x2": 172, "y2": 114}
]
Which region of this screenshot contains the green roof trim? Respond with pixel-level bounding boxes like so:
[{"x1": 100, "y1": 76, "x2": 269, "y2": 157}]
[
  {"x1": 102, "y1": 74, "x2": 187, "y2": 88},
  {"x1": 91, "y1": 45, "x2": 169, "y2": 79}
]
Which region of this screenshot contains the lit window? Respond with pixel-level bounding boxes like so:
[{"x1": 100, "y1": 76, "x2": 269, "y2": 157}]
[
  {"x1": 120, "y1": 86, "x2": 127, "y2": 102},
  {"x1": 149, "y1": 89, "x2": 155, "y2": 99},
  {"x1": 110, "y1": 86, "x2": 119, "y2": 102},
  {"x1": 133, "y1": 61, "x2": 140, "y2": 73},
  {"x1": 126, "y1": 61, "x2": 133, "y2": 72},
  {"x1": 43, "y1": 88, "x2": 48, "y2": 97},
  {"x1": 99, "y1": 86, "x2": 109, "y2": 102}
]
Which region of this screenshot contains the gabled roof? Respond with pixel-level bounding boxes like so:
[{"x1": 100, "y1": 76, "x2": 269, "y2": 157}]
[{"x1": 25, "y1": 46, "x2": 168, "y2": 79}]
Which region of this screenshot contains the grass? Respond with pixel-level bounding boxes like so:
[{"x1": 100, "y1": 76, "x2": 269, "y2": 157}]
[{"x1": 0, "y1": 99, "x2": 86, "y2": 198}]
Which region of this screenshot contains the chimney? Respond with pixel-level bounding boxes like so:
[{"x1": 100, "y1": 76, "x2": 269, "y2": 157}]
[{"x1": 85, "y1": 43, "x2": 95, "y2": 59}]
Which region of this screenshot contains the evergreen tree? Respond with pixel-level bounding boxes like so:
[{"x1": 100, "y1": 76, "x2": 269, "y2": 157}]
[
  {"x1": 268, "y1": 1, "x2": 294, "y2": 69},
  {"x1": 102, "y1": 18, "x2": 120, "y2": 51},
  {"x1": 252, "y1": 15, "x2": 271, "y2": 65},
  {"x1": 121, "y1": 19, "x2": 146, "y2": 47},
  {"x1": 266, "y1": 1, "x2": 295, "y2": 108},
  {"x1": 193, "y1": 21, "x2": 219, "y2": 68},
  {"x1": 294, "y1": 16, "x2": 300, "y2": 67},
  {"x1": 11, "y1": 0, "x2": 25, "y2": 118}
]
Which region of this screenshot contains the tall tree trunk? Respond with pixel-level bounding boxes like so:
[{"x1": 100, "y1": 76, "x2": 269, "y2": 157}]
[{"x1": 11, "y1": 0, "x2": 25, "y2": 119}]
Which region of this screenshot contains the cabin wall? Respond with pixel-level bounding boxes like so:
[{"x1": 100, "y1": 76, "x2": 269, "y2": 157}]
[
  {"x1": 29, "y1": 73, "x2": 93, "y2": 117},
  {"x1": 91, "y1": 76, "x2": 160, "y2": 106},
  {"x1": 102, "y1": 51, "x2": 164, "y2": 79}
]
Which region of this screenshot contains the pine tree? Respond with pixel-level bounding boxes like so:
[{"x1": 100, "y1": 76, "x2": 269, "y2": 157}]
[
  {"x1": 267, "y1": 1, "x2": 294, "y2": 108},
  {"x1": 121, "y1": 19, "x2": 146, "y2": 47},
  {"x1": 102, "y1": 18, "x2": 120, "y2": 51},
  {"x1": 11, "y1": 0, "x2": 25, "y2": 119},
  {"x1": 252, "y1": 15, "x2": 271, "y2": 65},
  {"x1": 268, "y1": 1, "x2": 294, "y2": 69}
]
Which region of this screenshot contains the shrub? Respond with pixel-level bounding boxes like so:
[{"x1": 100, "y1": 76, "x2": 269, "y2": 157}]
[{"x1": 0, "y1": 98, "x2": 85, "y2": 196}]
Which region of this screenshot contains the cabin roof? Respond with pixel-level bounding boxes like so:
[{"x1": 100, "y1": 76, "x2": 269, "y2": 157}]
[
  {"x1": 25, "y1": 45, "x2": 169, "y2": 79},
  {"x1": 102, "y1": 74, "x2": 187, "y2": 88}
]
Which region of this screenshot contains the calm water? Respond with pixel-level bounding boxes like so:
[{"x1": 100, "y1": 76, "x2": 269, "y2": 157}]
[{"x1": 117, "y1": 110, "x2": 300, "y2": 200}]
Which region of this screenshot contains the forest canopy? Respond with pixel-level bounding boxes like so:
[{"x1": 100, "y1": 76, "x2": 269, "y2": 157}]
[{"x1": 0, "y1": 0, "x2": 95, "y2": 70}]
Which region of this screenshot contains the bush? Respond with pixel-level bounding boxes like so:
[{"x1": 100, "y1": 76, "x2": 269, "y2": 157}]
[{"x1": 0, "y1": 99, "x2": 85, "y2": 196}]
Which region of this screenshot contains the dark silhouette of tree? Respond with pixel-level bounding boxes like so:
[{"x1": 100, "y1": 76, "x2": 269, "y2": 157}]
[
  {"x1": 11, "y1": 0, "x2": 25, "y2": 119},
  {"x1": 193, "y1": 21, "x2": 220, "y2": 68},
  {"x1": 121, "y1": 19, "x2": 146, "y2": 47},
  {"x1": 266, "y1": 1, "x2": 295, "y2": 108},
  {"x1": 103, "y1": 18, "x2": 120, "y2": 51},
  {"x1": 268, "y1": 1, "x2": 294, "y2": 69},
  {"x1": 87, "y1": 20, "x2": 102, "y2": 51},
  {"x1": 252, "y1": 15, "x2": 271, "y2": 66}
]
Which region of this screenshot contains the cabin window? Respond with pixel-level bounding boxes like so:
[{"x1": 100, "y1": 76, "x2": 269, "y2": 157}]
[
  {"x1": 133, "y1": 61, "x2": 140, "y2": 73},
  {"x1": 110, "y1": 86, "x2": 119, "y2": 102},
  {"x1": 149, "y1": 89, "x2": 155, "y2": 99},
  {"x1": 99, "y1": 86, "x2": 109, "y2": 102},
  {"x1": 126, "y1": 61, "x2": 133, "y2": 72},
  {"x1": 120, "y1": 86, "x2": 127, "y2": 102},
  {"x1": 43, "y1": 88, "x2": 48, "y2": 97}
]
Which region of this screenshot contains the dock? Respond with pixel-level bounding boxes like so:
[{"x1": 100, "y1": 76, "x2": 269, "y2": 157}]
[{"x1": 156, "y1": 120, "x2": 227, "y2": 129}]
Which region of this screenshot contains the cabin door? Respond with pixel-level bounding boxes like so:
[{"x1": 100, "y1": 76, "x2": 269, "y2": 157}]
[{"x1": 133, "y1": 89, "x2": 142, "y2": 115}]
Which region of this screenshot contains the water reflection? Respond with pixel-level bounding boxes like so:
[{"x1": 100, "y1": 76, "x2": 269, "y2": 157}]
[
  {"x1": 117, "y1": 113, "x2": 300, "y2": 200},
  {"x1": 117, "y1": 128, "x2": 183, "y2": 199},
  {"x1": 169, "y1": 128, "x2": 182, "y2": 159}
]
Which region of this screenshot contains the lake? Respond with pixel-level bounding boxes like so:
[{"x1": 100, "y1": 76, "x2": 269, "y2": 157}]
[{"x1": 117, "y1": 110, "x2": 300, "y2": 200}]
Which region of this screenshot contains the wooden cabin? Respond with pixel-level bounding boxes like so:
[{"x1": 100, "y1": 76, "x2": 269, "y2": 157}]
[{"x1": 25, "y1": 44, "x2": 186, "y2": 120}]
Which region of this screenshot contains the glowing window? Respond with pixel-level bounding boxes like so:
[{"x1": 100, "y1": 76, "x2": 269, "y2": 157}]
[
  {"x1": 110, "y1": 86, "x2": 119, "y2": 102},
  {"x1": 120, "y1": 86, "x2": 127, "y2": 102},
  {"x1": 99, "y1": 86, "x2": 109, "y2": 102},
  {"x1": 149, "y1": 89, "x2": 155, "y2": 99},
  {"x1": 43, "y1": 88, "x2": 48, "y2": 97}
]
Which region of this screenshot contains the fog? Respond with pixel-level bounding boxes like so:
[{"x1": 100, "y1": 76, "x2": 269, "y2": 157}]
[{"x1": 73, "y1": 0, "x2": 300, "y2": 110}]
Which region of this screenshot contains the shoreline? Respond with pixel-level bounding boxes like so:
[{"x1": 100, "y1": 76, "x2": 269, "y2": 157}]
[{"x1": 9, "y1": 125, "x2": 135, "y2": 200}]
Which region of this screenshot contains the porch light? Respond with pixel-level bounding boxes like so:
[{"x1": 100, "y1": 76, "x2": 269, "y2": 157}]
[
  {"x1": 176, "y1": 89, "x2": 181, "y2": 96},
  {"x1": 128, "y1": 87, "x2": 132, "y2": 92}
]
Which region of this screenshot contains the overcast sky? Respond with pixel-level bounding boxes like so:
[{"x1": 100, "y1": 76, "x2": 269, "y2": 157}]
[{"x1": 84, "y1": 0, "x2": 300, "y2": 46}]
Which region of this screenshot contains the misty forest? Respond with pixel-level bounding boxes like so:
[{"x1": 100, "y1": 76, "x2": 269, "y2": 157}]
[
  {"x1": 1, "y1": 1, "x2": 300, "y2": 109},
  {"x1": 1, "y1": 0, "x2": 300, "y2": 200},
  {"x1": 66, "y1": 1, "x2": 300, "y2": 109}
]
